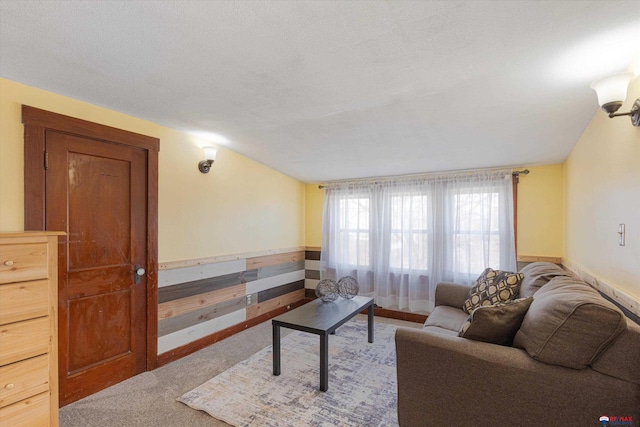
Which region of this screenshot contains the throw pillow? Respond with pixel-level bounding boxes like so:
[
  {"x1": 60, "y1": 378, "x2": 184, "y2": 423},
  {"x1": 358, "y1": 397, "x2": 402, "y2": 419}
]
[
  {"x1": 462, "y1": 268, "x2": 494, "y2": 313},
  {"x1": 463, "y1": 268, "x2": 524, "y2": 314},
  {"x1": 459, "y1": 297, "x2": 533, "y2": 345},
  {"x1": 517, "y1": 262, "x2": 571, "y2": 298},
  {"x1": 513, "y1": 276, "x2": 627, "y2": 369}
]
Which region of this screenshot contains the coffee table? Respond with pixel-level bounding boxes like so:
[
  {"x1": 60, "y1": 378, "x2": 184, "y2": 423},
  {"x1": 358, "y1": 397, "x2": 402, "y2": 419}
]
[{"x1": 272, "y1": 295, "x2": 374, "y2": 391}]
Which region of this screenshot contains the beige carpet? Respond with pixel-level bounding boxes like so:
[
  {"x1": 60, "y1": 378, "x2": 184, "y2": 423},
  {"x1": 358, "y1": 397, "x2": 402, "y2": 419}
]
[
  {"x1": 59, "y1": 314, "x2": 419, "y2": 427},
  {"x1": 179, "y1": 319, "x2": 399, "y2": 426}
]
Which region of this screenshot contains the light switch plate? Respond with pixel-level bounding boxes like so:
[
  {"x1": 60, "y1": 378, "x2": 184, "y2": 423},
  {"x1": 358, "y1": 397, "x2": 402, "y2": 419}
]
[{"x1": 618, "y1": 224, "x2": 625, "y2": 246}]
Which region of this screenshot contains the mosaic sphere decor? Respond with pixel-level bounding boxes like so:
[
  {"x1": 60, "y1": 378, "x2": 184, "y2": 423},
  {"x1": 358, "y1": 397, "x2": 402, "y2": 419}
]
[
  {"x1": 337, "y1": 276, "x2": 359, "y2": 299},
  {"x1": 315, "y1": 279, "x2": 339, "y2": 302}
]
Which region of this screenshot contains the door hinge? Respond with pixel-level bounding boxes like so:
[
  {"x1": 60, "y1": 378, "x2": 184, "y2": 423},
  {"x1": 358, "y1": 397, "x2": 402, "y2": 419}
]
[{"x1": 44, "y1": 151, "x2": 48, "y2": 170}]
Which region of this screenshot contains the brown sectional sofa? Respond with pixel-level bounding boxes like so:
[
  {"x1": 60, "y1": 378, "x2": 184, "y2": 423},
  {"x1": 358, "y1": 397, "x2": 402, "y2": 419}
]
[{"x1": 395, "y1": 262, "x2": 640, "y2": 426}]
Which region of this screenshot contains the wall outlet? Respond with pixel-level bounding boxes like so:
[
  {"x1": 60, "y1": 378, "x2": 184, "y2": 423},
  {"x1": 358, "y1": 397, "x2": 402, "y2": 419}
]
[{"x1": 246, "y1": 294, "x2": 252, "y2": 305}]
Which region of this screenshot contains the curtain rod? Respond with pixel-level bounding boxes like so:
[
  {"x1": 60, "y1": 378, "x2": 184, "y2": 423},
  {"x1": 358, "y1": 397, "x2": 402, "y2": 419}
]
[{"x1": 317, "y1": 169, "x2": 529, "y2": 189}]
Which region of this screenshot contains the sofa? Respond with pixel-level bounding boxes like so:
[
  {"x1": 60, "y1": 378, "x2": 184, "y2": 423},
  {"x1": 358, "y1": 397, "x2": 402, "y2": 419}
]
[{"x1": 395, "y1": 262, "x2": 640, "y2": 427}]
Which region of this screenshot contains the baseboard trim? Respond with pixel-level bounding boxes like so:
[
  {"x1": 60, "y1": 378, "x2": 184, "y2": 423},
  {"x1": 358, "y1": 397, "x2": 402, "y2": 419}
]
[
  {"x1": 157, "y1": 299, "x2": 309, "y2": 367},
  {"x1": 371, "y1": 306, "x2": 427, "y2": 324}
]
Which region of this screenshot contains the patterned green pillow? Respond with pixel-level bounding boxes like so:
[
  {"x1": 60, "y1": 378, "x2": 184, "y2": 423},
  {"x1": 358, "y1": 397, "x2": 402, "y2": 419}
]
[{"x1": 463, "y1": 268, "x2": 524, "y2": 314}]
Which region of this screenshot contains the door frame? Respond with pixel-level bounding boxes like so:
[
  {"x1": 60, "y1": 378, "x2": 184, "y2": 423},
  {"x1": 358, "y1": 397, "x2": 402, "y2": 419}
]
[{"x1": 22, "y1": 105, "x2": 159, "y2": 371}]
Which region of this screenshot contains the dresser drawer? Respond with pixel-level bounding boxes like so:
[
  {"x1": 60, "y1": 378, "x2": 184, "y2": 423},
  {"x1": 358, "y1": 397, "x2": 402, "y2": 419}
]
[
  {"x1": 0, "y1": 355, "x2": 48, "y2": 408},
  {"x1": 0, "y1": 317, "x2": 49, "y2": 366},
  {"x1": 0, "y1": 280, "x2": 49, "y2": 326},
  {"x1": 0, "y1": 244, "x2": 48, "y2": 285},
  {"x1": 0, "y1": 391, "x2": 49, "y2": 427}
]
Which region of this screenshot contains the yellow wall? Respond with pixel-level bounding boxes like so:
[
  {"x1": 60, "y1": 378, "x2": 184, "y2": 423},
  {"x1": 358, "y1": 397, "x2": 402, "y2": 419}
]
[
  {"x1": 304, "y1": 183, "x2": 324, "y2": 247},
  {"x1": 6, "y1": 74, "x2": 637, "y2": 301},
  {"x1": 0, "y1": 78, "x2": 305, "y2": 262},
  {"x1": 516, "y1": 164, "x2": 564, "y2": 257},
  {"x1": 564, "y1": 76, "x2": 640, "y2": 298}
]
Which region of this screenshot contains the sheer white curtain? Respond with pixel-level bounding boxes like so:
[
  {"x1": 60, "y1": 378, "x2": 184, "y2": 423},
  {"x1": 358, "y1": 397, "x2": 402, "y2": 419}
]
[{"x1": 321, "y1": 169, "x2": 516, "y2": 313}]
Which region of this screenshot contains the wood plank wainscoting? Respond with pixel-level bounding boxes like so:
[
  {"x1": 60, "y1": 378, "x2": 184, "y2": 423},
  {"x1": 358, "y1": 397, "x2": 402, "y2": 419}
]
[
  {"x1": 157, "y1": 248, "x2": 307, "y2": 366},
  {"x1": 304, "y1": 246, "x2": 321, "y2": 297},
  {"x1": 160, "y1": 249, "x2": 637, "y2": 367}
]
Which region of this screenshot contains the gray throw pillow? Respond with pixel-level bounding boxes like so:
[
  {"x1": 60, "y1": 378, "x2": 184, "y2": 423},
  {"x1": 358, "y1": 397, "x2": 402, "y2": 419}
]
[
  {"x1": 459, "y1": 297, "x2": 533, "y2": 345},
  {"x1": 518, "y1": 262, "x2": 571, "y2": 298},
  {"x1": 513, "y1": 276, "x2": 627, "y2": 369}
]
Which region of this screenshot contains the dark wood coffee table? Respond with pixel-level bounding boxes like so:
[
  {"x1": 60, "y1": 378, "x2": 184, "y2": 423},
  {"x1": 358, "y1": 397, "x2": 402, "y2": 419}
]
[{"x1": 272, "y1": 295, "x2": 374, "y2": 391}]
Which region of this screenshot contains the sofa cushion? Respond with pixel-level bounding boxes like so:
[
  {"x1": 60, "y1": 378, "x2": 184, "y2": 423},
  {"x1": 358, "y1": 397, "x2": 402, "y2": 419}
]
[
  {"x1": 458, "y1": 297, "x2": 533, "y2": 345},
  {"x1": 590, "y1": 319, "x2": 640, "y2": 385},
  {"x1": 424, "y1": 305, "x2": 469, "y2": 332},
  {"x1": 517, "y1": 262, "x2": 571, "y2": 298},
  {"x1": 513, "y1": 276, "x2": 627, "y2": 369},
  {"x1": 422, "y1": 325, "x2": 460, "y2": 337},
  {"x1": 463, "y1": 268, "x2": 523, "y2": 314},
  {"x1": 435, "y1": 282, "x2": 473, "y2": 308}
]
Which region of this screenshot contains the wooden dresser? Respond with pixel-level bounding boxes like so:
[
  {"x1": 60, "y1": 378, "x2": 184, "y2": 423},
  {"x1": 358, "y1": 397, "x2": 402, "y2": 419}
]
[{"x1": 0, "y1": 232, "x2": 63, "y2": 427}]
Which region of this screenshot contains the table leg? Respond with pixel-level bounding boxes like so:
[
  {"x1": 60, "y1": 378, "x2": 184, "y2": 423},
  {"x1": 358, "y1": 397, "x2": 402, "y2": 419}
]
[
  {"x1": 320, "y1": 333, "x2": 329, "y2": 391},
  {"x1": 368, "y1": 304, "x2": 374, "y2": 343},
  {"x1": 273, "y1": 323, "x2": 281, "y2": 376}
]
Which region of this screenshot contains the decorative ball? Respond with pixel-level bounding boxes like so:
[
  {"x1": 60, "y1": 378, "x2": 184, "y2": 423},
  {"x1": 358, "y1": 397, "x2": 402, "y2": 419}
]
[
  {"x1": 315, "y1": 279, "x2": 339, "y2": 302},
  {"x1": 337, "y1": 276, "x2": 359, "y2": 299}
]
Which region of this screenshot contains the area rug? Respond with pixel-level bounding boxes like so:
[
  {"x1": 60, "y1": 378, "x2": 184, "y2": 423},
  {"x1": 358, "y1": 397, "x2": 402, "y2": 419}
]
[{"x1": 178, "y1": 319, "x2": 400, "y2": 426}]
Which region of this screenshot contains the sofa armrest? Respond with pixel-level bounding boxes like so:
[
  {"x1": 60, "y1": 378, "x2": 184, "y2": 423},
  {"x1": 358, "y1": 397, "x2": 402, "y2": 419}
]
[
  {"x1": 434, "y1": 281, "x2": 471, "y2": 308},
  {"x1": 395, "y1": 328, "x2": 639, "y2": 427}
]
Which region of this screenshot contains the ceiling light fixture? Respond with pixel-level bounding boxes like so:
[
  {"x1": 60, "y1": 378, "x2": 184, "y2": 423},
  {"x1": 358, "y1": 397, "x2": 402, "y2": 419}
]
[
  {"x1": 590, "y1": 72, "x2": 640, "y2": 126},
  {"x1": 198, "y1": 146, "x2": 217, "y2": 173}
]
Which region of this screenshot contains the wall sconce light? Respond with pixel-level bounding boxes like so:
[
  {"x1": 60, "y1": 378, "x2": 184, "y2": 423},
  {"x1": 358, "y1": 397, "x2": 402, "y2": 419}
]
[
  {"x1": 590, "y1": 72, "x2": 640, "y2": 126},
  {"x1": 198, "y1": 146, "x2": 217, "y2": 173}
]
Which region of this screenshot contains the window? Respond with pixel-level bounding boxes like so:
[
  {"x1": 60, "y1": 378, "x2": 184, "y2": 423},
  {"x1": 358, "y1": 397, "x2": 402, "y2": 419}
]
[
  {"x1": 450, "y1": 190, "x2": 502, "y2": 281},
  {"x1": 322, "y1": 170, "x2": 516, "y2": 313},
  {"x1": 338, "y1": 196, "x2": 370, "y2": 266},
  {"x1": 390, "y1": 194, "x2": 429, "y2": 271}
]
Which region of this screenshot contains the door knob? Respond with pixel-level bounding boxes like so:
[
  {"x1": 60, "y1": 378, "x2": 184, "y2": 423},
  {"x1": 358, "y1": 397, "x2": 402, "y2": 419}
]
[{"x1": 134, "y1": 264, "x2": 146, "y2": 284}]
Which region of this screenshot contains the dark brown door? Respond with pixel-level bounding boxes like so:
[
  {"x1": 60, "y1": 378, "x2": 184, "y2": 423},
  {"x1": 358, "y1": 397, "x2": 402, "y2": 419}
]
[{"x1": 45, "y1": 131, "x2": 148, "y2": 405}]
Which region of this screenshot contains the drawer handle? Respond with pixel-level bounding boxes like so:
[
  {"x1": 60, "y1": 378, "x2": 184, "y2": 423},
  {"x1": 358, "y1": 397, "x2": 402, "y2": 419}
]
[
  {"x1": 3, "y1": 260, "x2": 14, "y2": 267},
  {"x1": 4, "y1": 383, "x2": 14, "y2": 390}
]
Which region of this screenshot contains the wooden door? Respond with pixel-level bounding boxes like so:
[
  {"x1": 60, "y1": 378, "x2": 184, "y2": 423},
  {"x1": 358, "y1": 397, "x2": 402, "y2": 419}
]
[
  {"x1": 22, "y1": 105, "x2": 159, "y2": 407},
  {"x1": 46, "y1": 131, "x2": 147, "y2": 405}
]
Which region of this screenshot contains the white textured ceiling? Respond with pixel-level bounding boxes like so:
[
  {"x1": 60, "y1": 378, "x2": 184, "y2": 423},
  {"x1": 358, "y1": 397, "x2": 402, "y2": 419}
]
[{"x1": 1, "y1": 1, "x2": 639, "y2": 182}]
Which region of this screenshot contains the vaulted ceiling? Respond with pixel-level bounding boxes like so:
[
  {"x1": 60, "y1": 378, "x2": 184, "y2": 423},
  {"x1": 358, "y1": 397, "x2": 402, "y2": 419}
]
[{"x1": 1, "y1": 1, "x2": 638, "y2": 182}]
